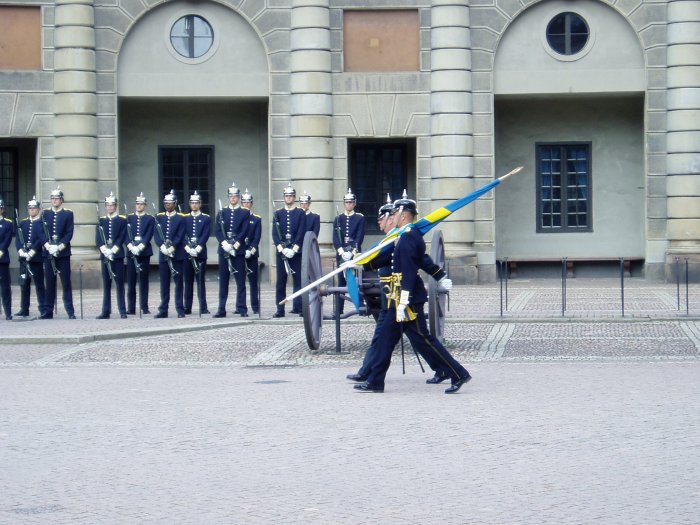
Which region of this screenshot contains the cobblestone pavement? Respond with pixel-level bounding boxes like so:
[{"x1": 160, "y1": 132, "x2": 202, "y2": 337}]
[{"x1": 1, "y1": 279, "x2": 699, "y2": 524}]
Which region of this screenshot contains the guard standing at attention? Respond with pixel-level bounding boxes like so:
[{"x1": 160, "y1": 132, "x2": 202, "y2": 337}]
[
  {"x1": 214, "y1": 182, "x2": 250, "y2": 318},
  {"x1": 15, "y1": 196, "x2": 47, "y2": 318},
  {"x1": 299, "y1": 191, "x2": 320, "y2": 237},
  {"x1": 332, "y1": 188, "x2": 365, "y2": 315},
  {"x1": 154, "y1": 190, "x2": 186, "y2": 318},
  {"x1": 95, "y1": 192, "x2": 128, "y2": 319},
  {"x1": 42, "y1": 187, "x2": 76, "y2": 319},
  {"x1": 126, "y1": 192, "x2": 155, "y2": 315},
  {"x1": 0, "y1": 197, "x2": 14, "y2": 320},
  {"x1": 183, "y1": 190, "x2": 210, "y2": 315},
  {"x1": 272, "y1": 182, "x2": 306, "y2": 317},
  {"x1": 241, "y1": 189, "x2": 261, "y2": 315}
]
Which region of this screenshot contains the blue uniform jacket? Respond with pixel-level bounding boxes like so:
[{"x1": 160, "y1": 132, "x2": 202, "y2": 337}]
[
  {"x1": 215, "y1": 207, "x2": 249, "y2": 255},
  {"x1": 126, "y1": 213, "x2": 155, "y2": 257},
  {"x1": 155, "y1": 212, "x2": 186, "y2": 262},
  {"x1": 245, "y1": 213, "x2": 262, "y2": 254},
  {"x1": 184, "y1": 212, "x2": 211, "y2": 261},
  {"x1": 333, "y1": 212, "x2": 365, "y2": 252},
  {"x1": 95, "y1": 214, "x2": 127, "y2": 260},
  {"x1": 392, "y1": 226, "x2": 429, "y2": 305},
  {"x1": 41, "y1": 208, "x2": 74, "y2": 257},
  {"x1": 305, "y1": 212, "x2": 320, "y2": 238},
  {"x1": 272, "y1": 207, "x2": 305, "y2": 250},
  {"x1": 15, "y1": 217, "x2": 46, "y2": 259},
  {"x1": 0, "y1": 217, "x2": 15, "y2": 264}
]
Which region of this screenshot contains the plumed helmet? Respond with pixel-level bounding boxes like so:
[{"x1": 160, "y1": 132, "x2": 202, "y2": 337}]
[
  {"x1": 392, "y1": 189, "x2": 418, "y2": 215},
  {"x1": 135, "y1": 192, "x2": 148, "y2": 204},
  {"x1": 283, "y1": 181, "x2": 296, "y2": 196},
  {"x1": 241, "y1": 189, "x2": 253, "y2": 203},
  {"x1": 104, "y1": 191, "x2": 118, "y2": 205},
  {"x1": 343, "y1": 188, "x2": 356, "y2": 202},
  {"x1": 163, "y1": 189, "x2": 177, "y2": 203},
  {"x1": 27, "y1": 195, "x2": 40, "y2": 208},
  {"x1": 299, "y1": 191, "x2": 311, "y2": 204},
  {"x1": 189, "y1": 190, "x2": 201, "y2": 203},
  {"x1": 228, "y1": 182, "x2": 240, "y2": 196},
  {"x1": 50, "y1": 186, "x2": 64, "y2": 199},
  {"x1": 378, "y1": 193, "x2": 393, "y2": 216}
]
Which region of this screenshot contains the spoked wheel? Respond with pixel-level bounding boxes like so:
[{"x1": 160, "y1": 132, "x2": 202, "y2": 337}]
[
  {"x1": 301, "y1": 231, "x2": 323, "y2": 350},
  {"x1": 428, "y1": 229, "x2": 447, "y2": 342}
]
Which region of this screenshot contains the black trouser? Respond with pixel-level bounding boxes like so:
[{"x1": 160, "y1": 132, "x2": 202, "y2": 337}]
[
  {"x1": 44, "y1": 256, "x2": 74, "y2": 316},
  {"x1": 246, "y1": 255, "x2": 260, "y2": 312},
  {"x1": 183, "y1": 257, "x2": 207, "y2": 312},
  {"x1": 217, "y1": 253, "x2": 247, "y2": 314},
  {"x1": 275, "y1": 252, "x2": 301, "y2": 314},
  {"x1": 19, "y1": 260, "x2": 46, "y2": 315},
  {"x1": 126, "y1": 255, "x2": 150, "y2": 312},
  {"x1": 100, "y1": 257, "x2": 126, "y2": 316},
  {"x1": 158, "y1": 259, "x2": 184, "y2": 314},
  {"x1": 365, "y1": 303, "x2": 468, "y2": 390},
  {"x1": 0, "y1": 263, "x2": 11, "y2": 318}
]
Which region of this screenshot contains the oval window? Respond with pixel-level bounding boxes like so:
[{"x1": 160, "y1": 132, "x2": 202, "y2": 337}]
[
  {"x1": 170, "y1": 15, "x2": 214, "y2": 59},
  {"x1": 546, "y1": 12, "x2": 589, "y2": 56}
]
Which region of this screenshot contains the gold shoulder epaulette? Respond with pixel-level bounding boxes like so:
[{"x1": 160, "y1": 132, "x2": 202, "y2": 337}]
[
  {"x1": 119, "y1": 214, "x2": 127, "y2": 219},
  {"x1": 253, "y1": 213, "x2": 261, "y2": 218},
  {"x1": 157, "y1": 212, "x2": 165, "y2": 216}
]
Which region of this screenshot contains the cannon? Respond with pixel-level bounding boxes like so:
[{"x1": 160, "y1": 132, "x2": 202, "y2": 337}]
[{"x1": 300, "y1": 229, "x2": 449, "y2": 351}]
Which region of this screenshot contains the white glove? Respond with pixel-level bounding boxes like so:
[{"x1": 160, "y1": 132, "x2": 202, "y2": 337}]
[
  {"x1": 283, "y1": 248, "x2": 294, "y2": 259},
  {"x1": 245, "y1": 249, "x2": 252, "y2": 259},
  {"x1": 438, "y1": 276, "x2": 453, "y2": 291},
  {"x1": 222, "y1": 240, "x2": 232, "y2": 253},
  {"x1": 130, "y1": 245, "x2": 140, "y2": 256},
  {"x1": 160, "y1": 244, "x2": 169, "y2": 256},
  {"x1": 48, "y1": 244, "x2": 59, "y2": 256},
  {"x1": 18, "y1": 249, "x2": 26, "y2": 258},
  {"x1": 105, "y1": 252, "x2": 114, "y2": 261},
  {"x1": 167, "y1": 246, "x2": 175, "y2": 257},
  {"x1": 341, "y1": 251, "x2": 353, "y2": 262},
  {"x1": 185, "y1": 246, "x2": 193, "y2": 256},
  {"x1": 24, "y1": 252, "x2": 32, "y2": 261},
  {"x1": 99, "y1": 246, "x2": 109, "y2": 256},
  {"x1": 396, "y1": 304, "x2": 407, "y2": 322}
]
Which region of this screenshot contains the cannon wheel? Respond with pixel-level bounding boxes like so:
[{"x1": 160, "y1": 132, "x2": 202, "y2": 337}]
[
  {"x1": 301, "y1": 231, "x2": 323, "y2": 350},
  {"x1": 428, "y1": 229, "x2": 447, "y2": 342}
]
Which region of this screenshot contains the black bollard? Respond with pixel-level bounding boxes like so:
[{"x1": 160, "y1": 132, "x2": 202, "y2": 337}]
[
  {"x1": 561, "y1": 257, "x2": 567, "y2": 316},
  {"x1": 620, "y1": 257, "x2": 625, "y2": 317}
]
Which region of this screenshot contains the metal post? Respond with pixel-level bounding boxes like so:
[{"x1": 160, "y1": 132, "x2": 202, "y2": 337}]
[
  {"x1": 676, "y1": 257, "x2": 680, "y2": 310},
  {"x1": 499, "y1": 259, "x2": 503, "y2": 318},
  {"x1": 620, "y1": 257, "x2": 625, "y2": 317},
  {"x1": 504, "y1": 256, "x2": 509, "y2": 311},
  {"x1": 334, "y1": 291, "x2": 341, "y2": 354},
  {"x1": 685, "y1": 258, "x2": 690, "y2": 316},
  {"x1": 561, "y1": 257, "x2": 567, "y2": 317},
  {"x1": 79, "y1": 265, "x2": 84, "y2": 319}
]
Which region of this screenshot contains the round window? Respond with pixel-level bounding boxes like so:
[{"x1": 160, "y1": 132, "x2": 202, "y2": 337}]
[
  {"x1": 170, "y1": 15, "x2": 214, "y2": 59},
  {"x1": 546, "y1": 12, "x2": 589, "y2": 56}
]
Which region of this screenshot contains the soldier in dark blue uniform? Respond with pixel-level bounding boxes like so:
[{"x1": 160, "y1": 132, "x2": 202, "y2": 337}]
[
  {"x1": 241, "y1": 189, "x2": 262, "y2": 315},
  {"x1": 272, "y1": 182, "x2": 306, "y2": 317},
  {"x1": 154, "y1": 190, "x2": 186, "y2": 318},
  {"x1": 42, "y1": 187, "x2": 76, "y2": 319},
  {"x1": 214, "y1": 182, "x2": 250, "y2": 318},
  {"x1": 95, "y1": 192, "x2": 128, "y2": 319},
  {"x1": 332, "y1": 188, "x2": 365, "y2": 315},
  {"x1": 126, "y1": 192, "x2": 154, "y2": 315},
  {"x1": 15, "y1": 196, "x2": 47, "y2": 318},
  {"x1": 0, "y1": 197, "x2": 14, "y2": 320},
  {"x1": 183, "y1": 191, "x2": 210, "y2": 315},
  {"x1": 355, "y1": 195, "x2": 471, "y2": 394},
  {"x1": 299, "y1": 191, "x2": 320, "y2": 237}
]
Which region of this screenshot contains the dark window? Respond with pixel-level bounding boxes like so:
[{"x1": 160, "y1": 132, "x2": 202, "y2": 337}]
[
  {"x1": 158, "y1": 146, "x2": 214, "y2": 215},
  {"x1": 349, "y1": 141, "x2": 409, "y2": 234},
  {"x1": 546, "y1": 12, "x2": 589, "y2": 55},
  {"x1": 536, "y1": 143, "x2": 591, "y2": 232},
  {"x1": 170, "y1": 15, "x2": 214, "y2": 59},
  {"x1": 0, "y1": 148, "x2": 18, "y2": 211}
]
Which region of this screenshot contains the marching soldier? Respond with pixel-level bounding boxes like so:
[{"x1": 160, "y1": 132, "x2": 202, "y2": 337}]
[
  {"x1": 241, "y1": 189, "x2": 261, "y2": 315},
  {"x1": 183, "y1": 191, "x2": 210, "y2": 315},
  {"x1": 299, "y1": 191, "x2": 320, "y2": 237},
  {"x1": 214, "y1": 182, "x2": 250, "y2": 318},
  {"x1": 355, "y1": 194, "x2": 471, "y2": 394},
  {"x1": 272, "y1": 182, "x2": 306, "y2": 317},
  {"x1": 42, "y1": 187, "x2": 76, "y2": 319},
  {"x1": 15, "y1": 196, "x2": 47, "y2": 318},
  {"x1": 126, "y1": 192, "x2": 155, "y2": 315},
  {"x1": 95, "y1": 192, "x2": 127, "y2": 319},
  {"x1": 154, "y1": 190, "x2": 186, "y2": 318},
  {"x1": 332, "y1": 188, "x2": 365, "y2": 315},
  {"x1": 0, "y1": 197, "x2": 14, "y2": 320}
]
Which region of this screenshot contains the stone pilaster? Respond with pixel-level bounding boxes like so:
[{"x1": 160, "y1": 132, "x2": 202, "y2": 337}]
[
  {"x1": 53, "y1": 0, "x2": 98, "y2": 255},
  {"x1": 290, "y1": 1, "x2": 333, "y2": 246},
  {"x1": 665, "y1": 0, "x2": 700, "y2": 280},
  {"x1": 430, "y1": 0, "x2": 476, "y2": 282}
]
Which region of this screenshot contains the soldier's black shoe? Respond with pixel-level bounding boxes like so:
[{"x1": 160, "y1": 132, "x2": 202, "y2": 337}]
[
  {"x1": 213, "y1": 311, "x2": 226, "y2": 318},
  {"x1": 126, "y1": 309, "x2": 136, "y2": 315},
  {"x1": 96, "y1": 313, "x2": 110, "y2": 319},
  {"x1": 142, "y1": 309, "x2": 151, "y2": 314},
  {"x1": 346, "y1": 373, "x2": 367, "y2": 382},
  {"x1": 15, "y1": 310, "x2": 29, "y2": 317},
  {"x1": 5, "y1": 315, "x2": 12, "y2": 321},
  {"x1": 184, "y1": 309, "x2": 192, "y2": 315},
  {"x1": 290, "y1": 309, "x2": 301, "y2": 314},
  {"x1": 120, "y1": 313, "x2": 128, "y2": 319},
  {"x1": 177, "y1": 313, "x2": 185, "y2": 318},
  {"x1": 252, "y1": 309, "x2": 259, "y2": 315},
  {"x1": 354, "y1": 382, "x2": 384, "y2": 393},
  {"x1": 201, "y1": 309, "x2": 210, "y2": 315},
  {"x1": 39, "y1": 313, "x2": 53, "y2": 319},
  {"x1": 68, "y1": 314, "x2": 76, "y2": 319},
  {"x1": 239, "y1": 312, "x2": 249, "y2": 317},
  {"x1": 233, "y1": 309, "x2": 241, "y2": 314},
  {"x1": 272, "y1": 312, "x2": 285, "y2": 318},
  {"x1": 445, "y1": 374, "x2": 472, "y2": 394},
  {"x1": 426, "y1": 371, "x2": 450, "y2": 384},
  {"x1": 154, "y1": 311, "x2": 168, "y2": 319}
]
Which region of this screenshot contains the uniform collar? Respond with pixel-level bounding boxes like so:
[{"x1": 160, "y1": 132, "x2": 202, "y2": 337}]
[
  {"x1": 165, "y1": 210, "x2": 177, "y2": 217},
  {"x1": 106, "y1": 212, "x2": 119, "y2": 219},
  {"x1": 29, "y1": 215, "x2": 40, "y2": 221},
  {"x1": 228, "y1": 204, "x2": 240, "y2": 210},
  {"x1": 305, "y1": 210, "x2": 313, "y2": 215},
  {"x1": 190, "y1": 211, "x2": 201, "y2": 217},
  {"x1": 344, "y1": 210, "x2": 355, "y2": 217},
  {"x1": 134, "y1": 211, "x2": 146, "y2": 217},
  {"x1": 284, "y1": 204, "x2": 295, "y2": 211},
  {"x1": 52, "y1": 206, "x2": 63, "y2": 213}
]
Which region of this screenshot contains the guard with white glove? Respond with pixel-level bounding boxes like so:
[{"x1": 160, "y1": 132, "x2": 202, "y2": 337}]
[
  {"x1": 341, "y1": 250, "x2": 353, "y2": 262},
  {"x1": 396, "y1": 290, "x2": 410, "y2": 322},
  {"x1": 245, "y1": 249, "x2": 252, "y2": 259},
  {"x1": 437, "y1": 276, "x2": 452, "y2": 291},
  {"x1": 283, "y1": 247, "x2": 295, "y2": 259},
  {"x1": 48, "y1": 244, "x2": 59, "y2": 256},
  {"x1": 160, "y1": 244, "x2": 170, "y2": 256}
]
